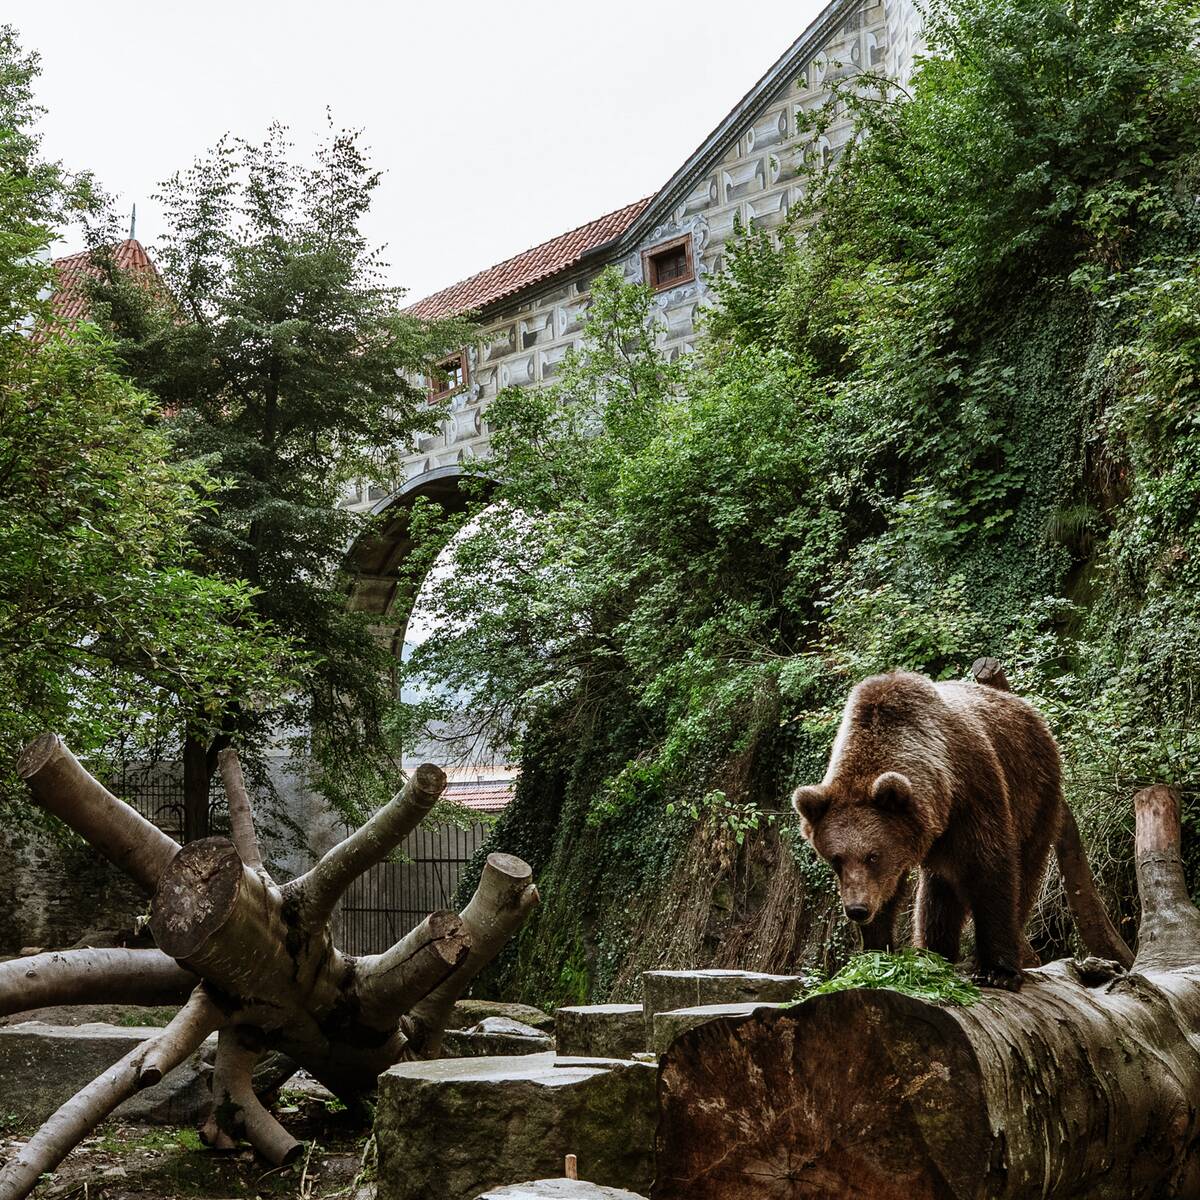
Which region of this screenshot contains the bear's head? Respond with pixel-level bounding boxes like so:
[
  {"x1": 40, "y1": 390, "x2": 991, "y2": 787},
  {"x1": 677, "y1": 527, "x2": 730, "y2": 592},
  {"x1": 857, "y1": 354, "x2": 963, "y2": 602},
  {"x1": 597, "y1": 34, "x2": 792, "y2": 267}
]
[{"x1": 792, "y1": 772, "x2": 920, "y2": 925}]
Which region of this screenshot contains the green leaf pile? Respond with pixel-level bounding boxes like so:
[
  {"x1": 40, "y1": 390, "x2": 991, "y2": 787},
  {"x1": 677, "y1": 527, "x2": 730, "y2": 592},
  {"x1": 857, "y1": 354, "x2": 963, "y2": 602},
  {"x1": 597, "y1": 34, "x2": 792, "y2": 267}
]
[{"x1": 796, "y1": 950, "x2": 982, "y2": 1006}]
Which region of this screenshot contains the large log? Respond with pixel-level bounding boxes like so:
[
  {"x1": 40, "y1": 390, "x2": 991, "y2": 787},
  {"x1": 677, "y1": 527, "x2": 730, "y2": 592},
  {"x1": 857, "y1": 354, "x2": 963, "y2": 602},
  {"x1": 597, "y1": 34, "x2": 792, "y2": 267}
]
[
  {"x1": 0, "y1": 738, "x2": 538, "y2": 1200},
  {"x1": 654, "y1": 785, "x2": 1200, "y2": 1200}
]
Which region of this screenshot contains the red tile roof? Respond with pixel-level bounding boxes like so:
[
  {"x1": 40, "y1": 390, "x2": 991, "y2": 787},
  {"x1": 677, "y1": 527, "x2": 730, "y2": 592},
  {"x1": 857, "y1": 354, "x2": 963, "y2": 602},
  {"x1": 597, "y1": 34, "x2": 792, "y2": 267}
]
[
  {"x1": 51, "y1": 239, "x2": 157, "y2": 323},
  {"x1": 407, "y1": 198, "x2": 650, "y2": 321},
  {"x1": 444, "y1": 778, "x2": 514, "y2": 814}
]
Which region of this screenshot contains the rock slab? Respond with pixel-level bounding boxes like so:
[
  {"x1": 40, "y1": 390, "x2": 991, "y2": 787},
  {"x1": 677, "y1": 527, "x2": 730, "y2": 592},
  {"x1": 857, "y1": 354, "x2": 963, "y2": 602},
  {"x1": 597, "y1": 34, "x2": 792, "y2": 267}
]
[
  {"x1": 651, "y1": 1002, "x2": 786, "y2": 1056},
  {"x1": 0, "y1": 1022, "x2": 214, "y2": 1124},
  {"x1": 448, "y1": 999, "x2": 555, "y2": 1034},
  {"x1": 443, "y1": 1016, "x2": 554, "y2": 1058},
  {"x1": 375, "y1": 1053, "x2": 656, "y2": 1200},
  {"x1": 640, "y1": 969, "x2": 803, "y2": 1044},
  {"x1": 555, "y1": 1005, "x2": 644, "y2": 1060},
  {"x1": 476, "y1": 1181, "x2": 648, "y2": 1199}
]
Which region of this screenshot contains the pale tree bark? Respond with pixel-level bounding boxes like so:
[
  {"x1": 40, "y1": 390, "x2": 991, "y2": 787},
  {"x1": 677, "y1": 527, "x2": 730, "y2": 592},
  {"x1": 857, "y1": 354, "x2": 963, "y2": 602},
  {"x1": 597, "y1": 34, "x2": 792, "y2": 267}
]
[
  {"x1": 200, "y1": 1026, "x2": 301, "y2": 1166},
  {"x1": 217, "y1": 746, "x2": 265, "y2": 874},
  {"x1": 655, "y1": 784, "x2": 1200, "y2": 1200},
  {"x1": 0, "y1": 949, "x2": 196, "y2": 1016},
  {"x1": 0, "y1": 739, "x2": 538, "y2": 1200}
]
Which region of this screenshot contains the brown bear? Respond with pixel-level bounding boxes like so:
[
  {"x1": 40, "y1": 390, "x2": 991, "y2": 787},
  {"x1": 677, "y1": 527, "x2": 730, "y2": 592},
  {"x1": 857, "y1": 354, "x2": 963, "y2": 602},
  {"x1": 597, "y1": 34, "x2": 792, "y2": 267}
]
[{"x1": 791, "y1": 670, "x2": 1065, "y2": 991}]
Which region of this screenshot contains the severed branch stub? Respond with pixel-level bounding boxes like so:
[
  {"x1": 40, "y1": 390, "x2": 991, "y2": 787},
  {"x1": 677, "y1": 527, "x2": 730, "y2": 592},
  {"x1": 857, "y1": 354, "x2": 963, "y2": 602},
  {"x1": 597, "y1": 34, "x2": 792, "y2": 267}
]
[{"x1": 0, "y1": 736, "x2": 539, "y2": 1200}]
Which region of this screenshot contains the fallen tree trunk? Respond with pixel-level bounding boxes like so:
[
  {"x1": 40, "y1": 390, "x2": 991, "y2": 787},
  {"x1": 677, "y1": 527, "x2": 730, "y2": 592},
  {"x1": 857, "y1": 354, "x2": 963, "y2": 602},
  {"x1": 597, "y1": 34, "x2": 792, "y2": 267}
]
[
  {"x1": 0, "y1": 948, "x2": 197, "y2": 1015},
  {"x1": 655, "y1": 784, "x2": 1200, "y2": 1200},
  {"x1": 0, "y1": 734, "x2": 538, "y2": 1200}
]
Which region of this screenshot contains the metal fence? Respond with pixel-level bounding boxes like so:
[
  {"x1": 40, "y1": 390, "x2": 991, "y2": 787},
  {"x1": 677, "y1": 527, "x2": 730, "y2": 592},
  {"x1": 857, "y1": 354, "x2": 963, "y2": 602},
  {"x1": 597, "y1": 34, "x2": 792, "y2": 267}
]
[
  {"x1": 110, "y1": 761, "x2": 228, "y2": 841},
  {"x1": 338, "y1": 822, "x2": 489, "y2": 956}
]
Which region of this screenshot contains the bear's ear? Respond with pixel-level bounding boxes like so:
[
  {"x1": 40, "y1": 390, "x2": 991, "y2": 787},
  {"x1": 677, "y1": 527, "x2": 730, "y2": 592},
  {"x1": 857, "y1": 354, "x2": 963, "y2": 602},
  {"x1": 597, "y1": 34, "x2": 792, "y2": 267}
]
[
  {"x1": 871, "y1": 771, "x2": 913, "y2": 814},
  {"x1": 792, "y1": 785, "x2": 830, "y2": 832}
]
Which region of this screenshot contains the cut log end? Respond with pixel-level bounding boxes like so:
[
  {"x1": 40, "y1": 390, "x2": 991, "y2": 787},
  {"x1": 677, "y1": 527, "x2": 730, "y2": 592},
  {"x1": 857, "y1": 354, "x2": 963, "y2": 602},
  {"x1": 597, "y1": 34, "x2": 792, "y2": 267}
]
[
  {"x1": 16, "y1": 732, "x2": 62, "y2": 780},
  {"x1": 485, "y1": 852, "x2": 534, "y2": 882},
  {"x1": 656, "y1": 996, "x2": 988, "y2": 1200},
  {"x1": 970, "y1": 656, "x2": 1011, "y2": 692},
  {"x1": 149, "y1": 838, "x2": 243, "y2": 959},
  {"x1": 412, "y1": 762, "x2": 448, "y2": 799}
]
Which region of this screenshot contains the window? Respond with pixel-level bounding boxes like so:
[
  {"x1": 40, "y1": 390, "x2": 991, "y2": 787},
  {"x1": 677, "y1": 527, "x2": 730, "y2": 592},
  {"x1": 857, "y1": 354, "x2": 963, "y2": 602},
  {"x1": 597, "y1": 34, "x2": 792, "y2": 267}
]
[
  {"x1": 429, "y1": 351, "x2": 468, "y2": 401},
  {"x1": 643, "y1": 236, "x2": 695, "y2": 292}
]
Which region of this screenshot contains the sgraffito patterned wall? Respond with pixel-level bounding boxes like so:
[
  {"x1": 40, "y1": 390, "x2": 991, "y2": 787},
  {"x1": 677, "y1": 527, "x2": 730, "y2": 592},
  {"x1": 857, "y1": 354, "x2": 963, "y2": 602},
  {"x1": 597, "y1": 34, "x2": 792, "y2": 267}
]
[{"x1": 352, "y1": 0, "x2": 921, "y2": 498}]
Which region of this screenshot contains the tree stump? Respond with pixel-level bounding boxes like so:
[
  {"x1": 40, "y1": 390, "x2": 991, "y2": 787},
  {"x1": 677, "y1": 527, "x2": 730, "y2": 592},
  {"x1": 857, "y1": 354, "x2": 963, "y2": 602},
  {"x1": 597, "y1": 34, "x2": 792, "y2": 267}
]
[
  {"x1": 0, "y1": 734, "x2": 538, "y2": 1200},
  {"x1": 655, "y1": 785, "x2": 1200, "y2": 1199}
]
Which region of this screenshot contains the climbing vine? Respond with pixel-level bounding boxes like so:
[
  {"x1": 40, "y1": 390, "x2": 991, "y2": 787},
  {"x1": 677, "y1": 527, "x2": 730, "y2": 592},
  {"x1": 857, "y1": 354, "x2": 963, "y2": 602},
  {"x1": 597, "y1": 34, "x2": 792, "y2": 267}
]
[{"x1": 437, "y1": 0, "x2": 1200, "y2": 1000}]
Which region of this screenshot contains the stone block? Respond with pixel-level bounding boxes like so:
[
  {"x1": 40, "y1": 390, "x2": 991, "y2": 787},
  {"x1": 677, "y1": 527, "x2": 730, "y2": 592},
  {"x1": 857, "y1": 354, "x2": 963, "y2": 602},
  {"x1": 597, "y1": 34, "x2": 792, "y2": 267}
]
[
  {"x1": 375, "y1": 1053, "x2": 656, "y2": 1200},
  {"x1": 448, "y1": 999, "x2": 555, "y2": 1034},
  {"x1": 475, "y1": 1182, "x2": 648, "y2": 1199},
  {"x1": 0, "y1": 1022, "x2": 216, "y2": 1124},
  {"x1": 651, "y1": 1002, "x2": 786, "y2": 1056},
  {"x1": 554, "y1": 1005, "x2": 644, "y2": 1060},
  {"x1": 443, "y1": 1016, "x2": 554, "y2": 1058},
  {"x1": 640, "y1": 969, "x2": 803, "y2": 1044}
]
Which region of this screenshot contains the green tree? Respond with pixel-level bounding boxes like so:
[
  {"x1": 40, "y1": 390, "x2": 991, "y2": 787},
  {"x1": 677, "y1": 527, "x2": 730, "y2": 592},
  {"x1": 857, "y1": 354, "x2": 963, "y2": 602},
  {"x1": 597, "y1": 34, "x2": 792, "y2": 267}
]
[
  {"x1": 94, "y1": 123, "x2": 470, "y2": 832},
  {"x1": 0, "y1": 27, "x2": 290, "y2": 817}
]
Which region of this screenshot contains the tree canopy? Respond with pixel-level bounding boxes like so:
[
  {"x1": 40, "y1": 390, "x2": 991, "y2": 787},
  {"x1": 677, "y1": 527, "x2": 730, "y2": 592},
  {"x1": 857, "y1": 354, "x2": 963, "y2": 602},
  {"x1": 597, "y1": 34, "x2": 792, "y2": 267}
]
[
  {"x1": 93, "y1": 122, "x2": 470, "y2": 826},
  {"x1": 403, "y1": 0, "x2": 1200, "y2": 1004},
  {"x1": 0, "y1": 26, "x2": 290, "y2": 819}
]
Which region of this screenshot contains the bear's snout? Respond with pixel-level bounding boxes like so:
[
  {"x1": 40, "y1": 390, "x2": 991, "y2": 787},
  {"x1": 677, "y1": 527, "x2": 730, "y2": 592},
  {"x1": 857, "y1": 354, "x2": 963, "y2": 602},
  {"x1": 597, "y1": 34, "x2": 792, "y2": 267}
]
[{"x1": 844, "y1": 903, "x2": 871, "y2": 924}]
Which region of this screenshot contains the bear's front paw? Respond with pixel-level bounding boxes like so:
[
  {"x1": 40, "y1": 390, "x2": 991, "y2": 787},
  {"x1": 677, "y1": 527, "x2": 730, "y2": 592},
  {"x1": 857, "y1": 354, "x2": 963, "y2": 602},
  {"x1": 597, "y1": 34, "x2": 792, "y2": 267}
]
[{"x1": 973, "y1": 964, "x2": 1023, "y2": 992}]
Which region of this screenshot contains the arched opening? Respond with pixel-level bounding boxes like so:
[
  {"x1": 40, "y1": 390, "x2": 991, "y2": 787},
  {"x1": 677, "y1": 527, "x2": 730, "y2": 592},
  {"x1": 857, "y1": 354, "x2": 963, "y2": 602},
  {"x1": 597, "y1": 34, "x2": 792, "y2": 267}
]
[
  {"x1": 341, "y1": 465, "x2": 514, "y2": 953},
  {"x1": 345, "y1": 464, "x2": 480, "y2": 631}
]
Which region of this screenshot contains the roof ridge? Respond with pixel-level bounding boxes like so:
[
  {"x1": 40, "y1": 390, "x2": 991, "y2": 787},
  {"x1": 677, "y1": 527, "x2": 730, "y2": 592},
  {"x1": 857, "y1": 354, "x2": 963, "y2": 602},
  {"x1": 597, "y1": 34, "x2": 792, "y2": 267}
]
[
  {"x1": 454, "y1": 197, "x2": 649, "y2": 284},
  {"x1": 406, "y1": 197, "x2": 650, "y2": 320}
]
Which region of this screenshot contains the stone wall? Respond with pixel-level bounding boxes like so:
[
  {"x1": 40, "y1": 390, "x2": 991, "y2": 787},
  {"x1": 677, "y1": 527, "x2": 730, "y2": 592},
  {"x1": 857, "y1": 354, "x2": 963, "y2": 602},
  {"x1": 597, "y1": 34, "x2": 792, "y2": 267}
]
[
  {"x1": 0, "y1": 826, "x2": 145, "y2": 953},
  {"x1": 0, "y1": 751, "x2": 339, "y2": 955},
  {"x1": 341, "y1": 0, "x2": 920, "y2": 503}
]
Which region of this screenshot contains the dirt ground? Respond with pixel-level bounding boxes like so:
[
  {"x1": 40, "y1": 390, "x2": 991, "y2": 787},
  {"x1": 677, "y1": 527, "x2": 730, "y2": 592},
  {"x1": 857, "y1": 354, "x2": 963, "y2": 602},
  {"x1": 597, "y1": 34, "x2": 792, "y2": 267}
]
[{"x1": 0, "y1": 1060, "x2": 376, "y2": 1200}]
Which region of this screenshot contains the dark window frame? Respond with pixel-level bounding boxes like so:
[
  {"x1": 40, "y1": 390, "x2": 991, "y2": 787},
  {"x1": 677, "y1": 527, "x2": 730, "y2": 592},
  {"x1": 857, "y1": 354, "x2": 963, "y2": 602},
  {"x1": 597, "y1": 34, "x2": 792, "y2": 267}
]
[
  {"x1": 428, "y1": 350, "x2": 469, "y2": 401},
  {"x1": 642, "y1": 235, "x2": 696, "y2": 292}
]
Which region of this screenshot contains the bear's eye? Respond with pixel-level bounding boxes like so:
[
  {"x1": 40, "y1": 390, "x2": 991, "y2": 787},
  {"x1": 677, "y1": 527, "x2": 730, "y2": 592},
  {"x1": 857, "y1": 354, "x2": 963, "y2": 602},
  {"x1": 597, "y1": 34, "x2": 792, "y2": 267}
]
[
  {"x1": 829, "y1": 856, "x2": 843, "y2": 875},
  {"x1": 865, "y1": 852, "x2": 880, "y2": 866}
]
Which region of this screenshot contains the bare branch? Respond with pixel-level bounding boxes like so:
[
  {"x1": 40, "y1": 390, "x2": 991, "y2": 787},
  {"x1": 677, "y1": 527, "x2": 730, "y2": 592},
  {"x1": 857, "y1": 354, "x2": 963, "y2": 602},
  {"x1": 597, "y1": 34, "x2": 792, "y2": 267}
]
[
  {"x1": 406, "y1": 853, "x2": 539, "y2": 1056},
  {"x1": 201, "y1": 1027, "x2": 302, "y2": 1166},
  {"x1": 284, "y1": 763, "x2": 447, "y2": 927},
  {"x1": 0, "y1": 949, "x2": 197, "y2": 1018},
  {"x1": 0, "y1": 987, "x2": 222, "y2": 1200},
  {"x1": 217, "y1": 747, "x2": 266, "y2": 873},
  {"x1": 353, "y1": 911, "x2": 470, "y2": 1026},
  {"x1": 1134, "y1": 785, "x2": 1200, "y2": 972},
  {"x1": 18, "y1": 733, "x2": 180, "y2": 893}
]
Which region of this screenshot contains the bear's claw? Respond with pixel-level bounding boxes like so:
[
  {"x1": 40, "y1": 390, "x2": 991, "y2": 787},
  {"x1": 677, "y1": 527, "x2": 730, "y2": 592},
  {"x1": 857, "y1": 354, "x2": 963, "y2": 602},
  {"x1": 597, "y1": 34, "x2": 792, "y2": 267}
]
[{"x1": 973, "y1": 965, "x2": 1024, "y2": 992}]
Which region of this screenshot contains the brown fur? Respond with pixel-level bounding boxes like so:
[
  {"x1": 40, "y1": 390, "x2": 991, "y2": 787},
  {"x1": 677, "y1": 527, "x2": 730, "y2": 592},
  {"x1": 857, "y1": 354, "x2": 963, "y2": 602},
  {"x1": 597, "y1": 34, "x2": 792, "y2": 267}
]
[{"x1": 792, "y1": 671, "x2": 1063, "y2": 990}]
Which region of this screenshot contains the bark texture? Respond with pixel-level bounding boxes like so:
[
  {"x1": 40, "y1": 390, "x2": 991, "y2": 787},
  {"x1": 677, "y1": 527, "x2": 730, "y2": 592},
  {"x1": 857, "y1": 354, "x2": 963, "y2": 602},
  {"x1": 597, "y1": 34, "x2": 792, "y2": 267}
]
[
  {"x1": 0, "y1": 739, "x2": 538, "y2": 1200},
  {"x1": 654, "y1": 785, "x2": 1200, "y2": 1200}
]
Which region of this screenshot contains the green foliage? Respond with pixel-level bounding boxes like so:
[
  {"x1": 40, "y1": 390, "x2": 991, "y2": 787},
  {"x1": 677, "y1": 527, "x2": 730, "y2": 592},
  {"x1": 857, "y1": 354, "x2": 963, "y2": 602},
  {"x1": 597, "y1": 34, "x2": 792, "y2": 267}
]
[
  {"x1": 91, "y1": 122, "x2": 471, "y2": 817},
  {"x1": 441, "y1": 0, "x2": 1200, "y2": 999},
  {"x1": 0, "y1": 28, "x2": 290, "y2": 819},
  {"x1": 795, "y1": 949, "x2": 982, "y2": 1006}
]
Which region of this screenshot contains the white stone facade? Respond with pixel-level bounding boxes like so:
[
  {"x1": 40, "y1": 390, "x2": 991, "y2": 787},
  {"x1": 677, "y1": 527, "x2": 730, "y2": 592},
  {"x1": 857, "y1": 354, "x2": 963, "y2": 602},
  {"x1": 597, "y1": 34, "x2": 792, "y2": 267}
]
[{"x1": 344, "y1": 0, "x2": 921, "y2": 514}]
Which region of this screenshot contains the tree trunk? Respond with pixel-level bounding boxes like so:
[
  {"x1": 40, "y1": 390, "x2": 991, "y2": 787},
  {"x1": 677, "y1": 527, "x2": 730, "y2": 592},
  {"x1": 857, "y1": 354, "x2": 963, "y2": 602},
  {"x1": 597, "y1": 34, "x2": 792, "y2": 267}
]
[
  {"x1": 182, "y1": 730, "x2": 211, "y2": 844},
  {"x1": 654, "y1": 784, "x2": 1200, "y2": 1200},
  {"x1": 0, "y1": 734, "x2": 538, "y2": 1199}
]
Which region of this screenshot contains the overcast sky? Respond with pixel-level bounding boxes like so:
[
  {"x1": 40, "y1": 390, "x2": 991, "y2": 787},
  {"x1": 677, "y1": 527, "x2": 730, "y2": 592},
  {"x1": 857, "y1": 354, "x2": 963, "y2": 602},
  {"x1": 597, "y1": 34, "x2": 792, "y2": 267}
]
[{"x1": 17, "y1": 0, "x2": 824, "y2": 303}]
